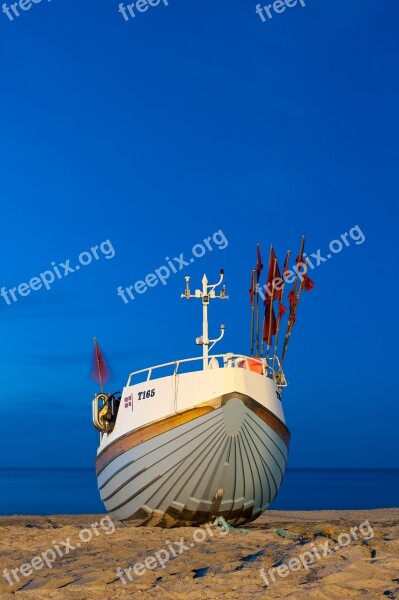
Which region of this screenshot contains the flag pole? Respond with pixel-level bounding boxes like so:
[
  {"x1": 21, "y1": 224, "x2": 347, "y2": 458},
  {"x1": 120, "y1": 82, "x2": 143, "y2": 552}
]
[
  {"x1": 250, "y1": 270, "x2": 256, "y2": 356},
  {"x1": 255, "y1": 245, "x2": 260, "y2": 357},
  {"x1": 261, "y1": 246, "x2": 273, "y2": 357},
  {"x1": 292, "y1": 235, "x2": 305, "y2": 297},
  {"x1": 94, "y1": 336, "x2": 104, "y2": 394},
  {"x1": 266, "y1": 254, "x2": 277, "y2": 362},
  {"x1": 255, "y1": 281, "x2": 260, "y2": 357},
  {"x1": 289, "y1": 252, "x2": 312, "y2": 330},
  {"x1": 281, "y1": 236, "x2": 305, "y2": 365},
  {"x1": 281, "y1": 275, "x2": 306, "y2": 366},
  {"x1": 273, "y1": 249, "x2": 290, "y2": 370}
]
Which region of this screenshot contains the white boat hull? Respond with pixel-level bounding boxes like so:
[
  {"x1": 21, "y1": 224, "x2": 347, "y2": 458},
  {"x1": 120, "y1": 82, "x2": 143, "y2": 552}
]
[{"x1": 96, "y1": 363, "x2": 289, "y2": 526}]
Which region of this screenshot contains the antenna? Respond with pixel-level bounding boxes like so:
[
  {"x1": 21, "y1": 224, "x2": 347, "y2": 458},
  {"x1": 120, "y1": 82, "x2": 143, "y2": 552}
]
[{"x1": 181, "y1": 270, "x2": 229, "y2": 369}]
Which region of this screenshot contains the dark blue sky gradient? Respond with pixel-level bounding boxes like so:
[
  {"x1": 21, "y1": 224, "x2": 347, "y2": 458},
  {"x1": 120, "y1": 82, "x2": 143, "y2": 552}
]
[{"x1": 0, "y1": 0, "x2": 398, "y2": 468}]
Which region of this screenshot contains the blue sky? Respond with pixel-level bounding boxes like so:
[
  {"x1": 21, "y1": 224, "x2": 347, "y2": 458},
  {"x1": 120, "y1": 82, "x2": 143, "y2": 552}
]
[{"x1": 0, "y1": 0, "x2": 397, "y2": 469}]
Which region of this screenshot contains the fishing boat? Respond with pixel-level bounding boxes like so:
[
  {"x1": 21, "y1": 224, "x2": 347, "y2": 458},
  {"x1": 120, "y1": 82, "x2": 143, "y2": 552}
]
[{"x1": 92, "y1": 239, "x2": 314, "y2": 527}]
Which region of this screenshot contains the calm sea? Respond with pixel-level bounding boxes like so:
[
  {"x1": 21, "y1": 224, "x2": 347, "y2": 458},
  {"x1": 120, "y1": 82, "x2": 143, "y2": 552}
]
[{"x1": 0, "y1": 468, "x2": 398, "y2": 515}]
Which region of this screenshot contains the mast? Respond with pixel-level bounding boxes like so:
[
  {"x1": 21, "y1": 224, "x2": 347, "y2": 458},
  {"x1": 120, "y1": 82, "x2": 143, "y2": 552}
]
[
  {"x1": 202, "y1": 274, "x2": 210, "y2": 367},
  {"x1": 181, "y1": 270, "x2": 229, "y2": 369}
]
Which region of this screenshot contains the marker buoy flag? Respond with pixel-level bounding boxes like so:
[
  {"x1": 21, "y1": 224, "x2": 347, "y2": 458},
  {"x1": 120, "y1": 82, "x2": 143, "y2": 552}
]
[{"x1": 92, "y1": 338, "x2": 110, "y2": 387}]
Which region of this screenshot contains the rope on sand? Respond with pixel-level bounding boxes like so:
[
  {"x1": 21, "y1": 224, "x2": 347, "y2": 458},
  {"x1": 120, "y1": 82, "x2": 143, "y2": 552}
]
[
  {"x1": 274, "y1": 528, "x2": 303, "y2": 540},
  {"x1": 274, "y1": 527, "x2": 337, "y2": 541},
  {"x1": 215, "y1": 517, "x2": 251, "y2": 533}
]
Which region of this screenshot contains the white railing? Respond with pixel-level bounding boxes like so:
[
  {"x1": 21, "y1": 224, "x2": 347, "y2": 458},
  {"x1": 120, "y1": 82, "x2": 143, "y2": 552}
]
[{"x1": 126, "y1": 353, "x2": 282, "y2": 386}]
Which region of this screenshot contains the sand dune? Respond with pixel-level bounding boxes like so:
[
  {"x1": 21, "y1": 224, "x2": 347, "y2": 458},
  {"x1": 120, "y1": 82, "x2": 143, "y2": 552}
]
[{"x1": 0, "y1": 509, "x2": 398, "y2": 599}]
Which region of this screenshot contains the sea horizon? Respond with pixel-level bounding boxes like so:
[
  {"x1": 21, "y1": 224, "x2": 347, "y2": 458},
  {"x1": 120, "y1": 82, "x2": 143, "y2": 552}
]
[{"x1": 2, "y1": 467, "x2": 398, "y2": 516}]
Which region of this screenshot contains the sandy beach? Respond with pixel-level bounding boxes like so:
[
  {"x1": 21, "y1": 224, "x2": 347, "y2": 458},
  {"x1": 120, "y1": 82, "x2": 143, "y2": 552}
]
[{"x1": 0, "y1": 509, "x2": 398, "y2": 599}]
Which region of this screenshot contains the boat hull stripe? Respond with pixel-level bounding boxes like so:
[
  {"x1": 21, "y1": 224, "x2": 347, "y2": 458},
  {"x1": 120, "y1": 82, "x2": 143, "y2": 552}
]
[{"x1": 96, "y1": 407, "x2": 214, "y2": 476}]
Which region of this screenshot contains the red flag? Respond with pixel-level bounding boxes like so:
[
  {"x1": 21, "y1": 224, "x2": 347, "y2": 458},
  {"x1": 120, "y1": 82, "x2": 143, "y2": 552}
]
[
  {"x1": 287, "y1": 290, "x2": 298, "y2": 327},
  {"x1": 262, "y1": 304, "x2": 277, "y2": 345},
  {"x1": 249, "y1": 270, "x2": 256, "y2": 305},
  {"x1": 265, "y1": 248, "x2": 282, "y2": 302},
  {"x1": 278, "y1": 303, "x2": 287, "y2": 319},
  {"x1": 303, "y1": 273, "x2": 315, "y2": 292},
  {"x1": 256, "y1": 244, "x2": 263, "y2": 281},
  {"x1": 288, "y1": 290, "x2": 298, "y2": 309},
  {"x1": 274, "y1": 250, "x2": 290, "y2": 325},
  {"x1": 91, "y1": 339, "x2": 110, "y2": 384},
  {"x1": 294, "y1": 241, "x2": 314, "y2": 292}
]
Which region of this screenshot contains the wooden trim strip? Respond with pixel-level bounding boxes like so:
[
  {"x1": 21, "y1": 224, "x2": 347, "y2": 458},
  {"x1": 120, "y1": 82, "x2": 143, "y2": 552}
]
[
  {"x1": 251, "y1": 405, "x2": 290, "y2": 447},
  {"x1": 96, "y1": 406, "x2": 214, "y2": 476},
  {"x1": 220, "y1": 392, "x2": 290, "y2": 447}
]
